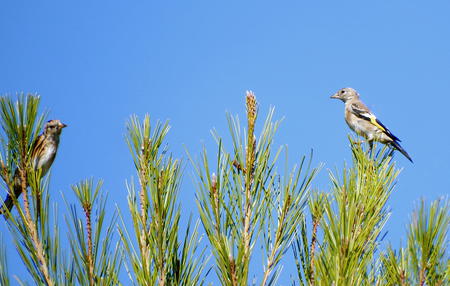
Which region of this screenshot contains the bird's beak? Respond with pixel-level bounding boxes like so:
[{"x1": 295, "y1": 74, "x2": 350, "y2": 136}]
[
  {"x1": 330, "y1": 93, "x2": 339, "y2": 99},
  {"x1": 60, "y1": 123, "x2": 68, "y2": 128}
]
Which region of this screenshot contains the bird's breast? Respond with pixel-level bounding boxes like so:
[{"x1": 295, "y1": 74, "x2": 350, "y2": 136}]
[{"x1": 345, "y1": 112, "x2": 371, "y2": 138}]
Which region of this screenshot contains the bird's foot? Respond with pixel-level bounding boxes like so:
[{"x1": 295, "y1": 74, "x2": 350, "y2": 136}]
[{"x1": 351, "y1": 140, "x2": 365, "y2": 146}]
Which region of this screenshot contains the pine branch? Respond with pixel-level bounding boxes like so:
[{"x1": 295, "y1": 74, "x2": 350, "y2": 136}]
[
  {"x1": 19, "y1": 167, "x2": 54, "y2": 286},
  {"x1": 0, "y1": 95, "x2": 54, "y2": 286},
  {"x1": 191, "y1": 92, "x2": 317, "y2": 285},
  {"x1": 122, "y1": 115, "x2": 208, "y2": 285},
  {"x1": 243, "y1": 91, "x2": 257, "y2": 273},
  {"x1": 68, "y1": 179, "x2": 121, "y2": 285},
  {"x1": 309, "y1": 138, "x2": 398, "y2": 285}
]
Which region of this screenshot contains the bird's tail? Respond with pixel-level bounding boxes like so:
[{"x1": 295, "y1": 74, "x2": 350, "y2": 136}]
[
  {"x1": 0, "y1": 185, "x2": 22, "y2": 215},
  {"x1": 0, "y1": 195, "x2": 14, "y2": 214},
  {"x1": 390, "y1": 140, "x2": 413, "y2": 163}
]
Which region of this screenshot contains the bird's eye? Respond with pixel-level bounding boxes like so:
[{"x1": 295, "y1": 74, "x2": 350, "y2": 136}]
[{"x1": 340, "y1": 90, "x2": 345, "y2": 94}]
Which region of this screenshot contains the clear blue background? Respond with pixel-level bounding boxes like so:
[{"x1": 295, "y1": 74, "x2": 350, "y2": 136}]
[{"x1": 1, "y1": 1, "x2": 449, "y2": 284}]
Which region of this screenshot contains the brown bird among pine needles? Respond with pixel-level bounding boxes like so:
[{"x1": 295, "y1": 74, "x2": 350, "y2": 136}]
[
  {"x1": 0, "y1": 120, "x2": 67, "y2": 214},
  {"x1": 331, "y1": 87, "x2": 413, "y2": 162}
]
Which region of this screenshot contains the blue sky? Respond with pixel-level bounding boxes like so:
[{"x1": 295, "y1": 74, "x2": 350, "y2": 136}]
[{"x1": 1, "y1": 1, "x2": 449, "y2": 284}]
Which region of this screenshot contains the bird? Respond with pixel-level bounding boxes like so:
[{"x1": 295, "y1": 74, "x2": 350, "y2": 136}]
[
  {"x1": 0, "y1": 119, "x2": 67, "y2": 214},
  {"x1": 330, "y1": 87, "x2": 412, "y2": 162}
]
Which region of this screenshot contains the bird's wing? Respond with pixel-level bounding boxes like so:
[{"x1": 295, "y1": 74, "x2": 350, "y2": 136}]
[
  {"x1": 30, "y1": 134, "x2": 46, "y2": 166},
  {"x1": 350, "y1": 102, "x2": 401, "y2": 142}
]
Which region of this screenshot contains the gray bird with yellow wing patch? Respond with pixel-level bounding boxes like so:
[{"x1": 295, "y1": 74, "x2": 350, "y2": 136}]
[{"x1": 331, "y1": 87, "x2": 413, "y2": 162}]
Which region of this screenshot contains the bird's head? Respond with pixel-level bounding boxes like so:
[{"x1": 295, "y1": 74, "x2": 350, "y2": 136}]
[
  {"x1": 330, "y1": 87, "x2": 359, "y2": 102},
  {"x1": 44, "y1": 119, "x2": 67, "y2": 136}
]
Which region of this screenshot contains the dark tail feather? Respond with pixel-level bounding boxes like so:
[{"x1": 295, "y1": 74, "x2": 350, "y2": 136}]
[
  {"x1": 0, "y1": 185, "x2": 22, "y2": 215},
  {"x1": 390, "y1": 140, "x2": 413, "y2": 163},
  {"x1": 0, "y1": 195, "x2": 14, "y2": 215}
]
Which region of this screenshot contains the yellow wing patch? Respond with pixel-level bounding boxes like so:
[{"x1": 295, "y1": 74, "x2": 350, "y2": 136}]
[{"x1": 369, "y1": 115, "x2": 386, "y2": 132}]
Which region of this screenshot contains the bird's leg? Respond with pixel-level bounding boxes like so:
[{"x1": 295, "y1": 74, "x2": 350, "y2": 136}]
[
  {"x1": 351, "y1": 140, "x2": 364, "y2": 146},
  {"x1": 387, "y1": 146, "x2": 395, "y2": 159},
  {"x1": 368, "y1": 140, "x2": 374, "y2": 159}
]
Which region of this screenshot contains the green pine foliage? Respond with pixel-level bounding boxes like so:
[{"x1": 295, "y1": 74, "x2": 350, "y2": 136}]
[
  {"x1": 119, "y1": 115, "x2": 209, "y2": 285},
  {"x1": 188, "y1": 91, "x2": 319, "y2": 285},
  {"x1": 0, "y1": 95, "x2": 60, "y2": 285},
  {"x1": 293, "y1": 141, "x2": 449, "y2": 285},
  {"x1": 0, "y1": 93, "x2": 447, "y2": 285},
  {"x1": 379, "y1": 199, "x2": 449, "y2": 285},
  {"x1": 294, "y1": 141, "x2": 399, "y2": 285},
  {"x1": 66, "y1": 179, "x2": 122, "y2": 285}
]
